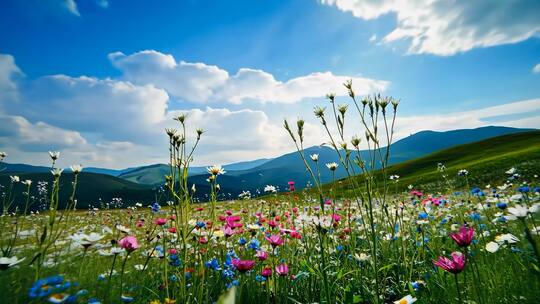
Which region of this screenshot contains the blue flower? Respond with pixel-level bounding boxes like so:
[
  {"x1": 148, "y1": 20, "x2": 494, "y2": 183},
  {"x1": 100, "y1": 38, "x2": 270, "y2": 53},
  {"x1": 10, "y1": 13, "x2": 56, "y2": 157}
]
[
  {"x1": 29, "y1": 276, "x2": 69, "y2": 299},
  {"x1": 248, "y1": 239, "x2": 260, "y2": 250},
  {"x1": 205, "y1": 258, "x2": 221, "y2": 271},
  {"x1": 151, "y1": 202, "x2": 161, "y2": 213},
  {"x1": 518, "y1": 186, "x2": 530, "y2": 193},
  {"x1": 497, "y1": 202, "x2": 508, "y2": 210},
  {"x1": 238, "y1": 237, "x2": 247, "y2": 246},
  {"x1": 169, "y1": 254, "x2": 181, "y2": 267},
  {"x1": 469, "y1": 213, "x2": 481, "y2": 221},
  {"x1": 418, "y1": 212, "x2": 428, "y2": 219},
  {"x1": 255, "y1": 275, "x2": 267, "y2": 282},
  {"x1": 411, "y1": 281, "x2": 422, "y2": 291},
  {"x1": 471, "y1": 188, "x2": 484, "y2": 196},
  {"x1": 222, "y1": 269, "x2": 235, "y2": 279},
  {"x1": 196, "y1": 221, "x2": 206, "y2": 228}
]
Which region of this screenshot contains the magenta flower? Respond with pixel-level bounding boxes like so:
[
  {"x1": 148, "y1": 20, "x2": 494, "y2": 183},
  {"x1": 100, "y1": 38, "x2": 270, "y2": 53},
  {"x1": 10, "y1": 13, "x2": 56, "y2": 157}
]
[
  {"x1": 154, "y1": 218, "x2": 167, "y2": 226},
  {"x1": 331, "y1": 213, "x2": 341, "y2": 222},
  {"x1": 255, "y1": 250, "x2": 268, "y2": 261},
  {"x1": 265, "y1": 234, "x2": 285, "y2": 247},
  {"x1": 232, "y1": 259, "x2": 256, "y2": 272},
  {"x1": 275, "y1": 263, "x2": 289, "y2": 276},
  {"x1": 225, "y1": 215, "x2": 242, "y2": 228},
  {"x1": 118, "y1": 236, "x2": 139, "y2": 252},
  {"x1": 434, "y1": 252, "x2": 467, "y2": 274},
  {"x1": 288, "y1": 181, "x2": 295, "y2": 192},
  {"x1": 449, "y1": 225, "x2": 474, "y2": 247},
  {"x1": 223, "y1": 226, "x2": 235, "y2": 238},
  {"x1": 261, "y1": 266, "x2": 273, "y2": 278}
]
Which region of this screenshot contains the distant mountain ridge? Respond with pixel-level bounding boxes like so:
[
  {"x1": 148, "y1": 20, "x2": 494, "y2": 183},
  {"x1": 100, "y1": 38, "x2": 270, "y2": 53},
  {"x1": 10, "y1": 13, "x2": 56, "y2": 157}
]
[
  {"x1": 1, "y1": 126, "x2": 535, "y2": 198},
  {"x1": 1, "y1": 126, "x2": 537, "y2": 208}
]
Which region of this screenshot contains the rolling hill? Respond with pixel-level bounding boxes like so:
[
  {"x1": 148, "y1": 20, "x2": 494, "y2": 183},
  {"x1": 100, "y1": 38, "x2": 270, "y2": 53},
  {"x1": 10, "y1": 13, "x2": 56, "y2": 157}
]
[
  {"x1": 326, "y1": 130, "x2": 540, "y2": 197},
  {"x1": 1, "y1": 126, "x2": 536, "y2": 205},
  {"x1": 0, "y1": 172, "x2": 156, "y2": 210},
  {"x1": 182, "y1": 126, "x2": 537, "y2": 194}
]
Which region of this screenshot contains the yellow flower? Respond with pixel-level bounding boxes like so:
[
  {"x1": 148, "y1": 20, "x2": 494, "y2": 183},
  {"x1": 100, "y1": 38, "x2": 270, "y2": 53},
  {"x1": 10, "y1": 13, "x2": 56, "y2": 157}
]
[
  {"x1": 213, "y1": 229, "x2": 224, "y2": 238},
  {"x1": 149, "y1": 300, "x2": 161, "y2": 304},
  {"x1": 165, "y1": 298, "x2": 177, "y2": 304}
]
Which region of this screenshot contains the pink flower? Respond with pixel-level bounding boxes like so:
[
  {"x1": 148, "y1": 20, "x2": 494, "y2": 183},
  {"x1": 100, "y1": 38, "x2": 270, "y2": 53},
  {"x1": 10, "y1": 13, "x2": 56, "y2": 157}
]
[
  {"x1": 331, "y1": 213, "x2": 341, "y2": 222},
  {"x1": 223, "y1": 226, "x2": 235, "y2": 238},
  {"x1": 155, "y1": 218, "x2": 167, "y2": 226},
  {"x1": 265, "y1": 234, "x2": 285, "y2": 247},
  {"x1": 225, "y1": 215, "x2": 242, "y2": 229},
  {"x1": 434, "y1": 252, "x2": 467, "y2": 274},
  {"x1": 255, "y1": 250, "x2": 268, "y2": 261},
  {"x1": 261, "y1": 266, "x2": 273, "y2": 277},
  {"x1": 275, "y1": 263, "x2": 289, "y2": 276},
  {"x1": 232, "y1": 259, "x2": 255, "y2": 272},
  {"x1": 169, "y1": 248, "x2": 177, "y2": 255},
  {"x1": 449, "y1": 225, "x2": 474, "y2": 247},
  {"x1": 288, "y1": 181, "x2": 295, "y2": 192},
  {"x1": 118, "y1": 236, "x2": 139, "y2": 252},
  {"x1": 410, "y1": 190, "x2": 423, "y2": 197}
]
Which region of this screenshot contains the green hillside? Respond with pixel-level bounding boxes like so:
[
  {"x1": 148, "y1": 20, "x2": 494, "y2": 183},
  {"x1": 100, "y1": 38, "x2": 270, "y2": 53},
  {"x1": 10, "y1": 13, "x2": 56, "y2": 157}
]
[
  {"x1": 0, "y1": 172, "x2": 155, "y2": 210},
  {"x1": 324, "y1": 130, "x2": 540, "y2": 196}
]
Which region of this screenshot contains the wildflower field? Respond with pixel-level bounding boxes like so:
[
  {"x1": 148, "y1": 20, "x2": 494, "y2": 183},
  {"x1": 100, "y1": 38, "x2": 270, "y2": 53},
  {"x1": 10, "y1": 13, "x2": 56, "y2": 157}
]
[{"x1": 1, "y1": 87, "x2": 540, "y2": 304}]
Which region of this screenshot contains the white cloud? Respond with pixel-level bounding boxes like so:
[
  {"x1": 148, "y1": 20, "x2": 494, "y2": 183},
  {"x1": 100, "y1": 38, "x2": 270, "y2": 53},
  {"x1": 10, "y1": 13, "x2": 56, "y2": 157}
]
[
  {"x1": 0, "y1": 54, "x2": 23, "y2": 97},
  {"x1": 109, "y1": 51, "x2": 229, "y2": 103},
  {"x1": 369, "y1": 34, "x2": 377, "y2": 43},
  {"x1": 392, "y1": 99, "x2": 540, "y2": 140},
  {"x1": 533, "y1": 63, "x2": 540, "y2": 74},
  {"x1": 167, "y1": 107, "x2": 289, "y2": 164},
  {"x1": 10, "y1": 75, "x2": 170, "y2": 142},
  {"x1": 64, "y1": 0, "x2": 80, "y2": 16},
  {"x1": 0, "y1": 114, "x2": 87, "y2": 151},
  {"x1": 1, "y1": 51, "x2": 538, "y2": 169},
  {"x1": 321, "y1": 0, "x2": 540, "y2": 55},
  {"x1": 110, "y1": 50, "x2": 388, "y2": 104}
]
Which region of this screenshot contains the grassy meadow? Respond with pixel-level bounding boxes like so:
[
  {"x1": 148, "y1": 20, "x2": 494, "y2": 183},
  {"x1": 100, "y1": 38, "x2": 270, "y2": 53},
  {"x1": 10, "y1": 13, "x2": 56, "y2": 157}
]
[{"x1": 1, "y1": 89, "x2": 540, "y2": 304}]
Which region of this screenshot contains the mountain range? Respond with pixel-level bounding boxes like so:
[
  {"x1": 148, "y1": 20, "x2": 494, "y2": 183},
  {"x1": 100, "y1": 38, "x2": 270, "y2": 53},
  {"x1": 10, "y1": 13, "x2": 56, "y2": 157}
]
[{"x1": 0, "y1": 126, "x2": 536, "y2": 207}]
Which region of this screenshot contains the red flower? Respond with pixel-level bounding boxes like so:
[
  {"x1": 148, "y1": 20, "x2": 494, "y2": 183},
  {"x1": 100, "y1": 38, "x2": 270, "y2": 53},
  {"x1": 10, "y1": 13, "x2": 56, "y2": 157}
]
[
  {"x1": 232, "y1": 259, "x2": 255, "y2": 272},
  {"x1": 261, "y1": 266, "x2": 273, "y2": 277},
  {"x1": 449, "y1": 225, "x2": 474, "y2": 247},
  {"x1": 434, "y1": 252, "x2": 467, "y2": 274},
  {"x1": 155, "y1": 218, "x2": 167, "y2": 226}
]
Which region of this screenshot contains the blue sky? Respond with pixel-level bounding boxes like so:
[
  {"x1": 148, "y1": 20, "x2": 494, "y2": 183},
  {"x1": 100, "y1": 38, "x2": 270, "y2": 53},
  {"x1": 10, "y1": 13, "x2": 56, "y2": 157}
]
[{"x1": 0, "y1": 0, "x2": 539, "y2": 168}]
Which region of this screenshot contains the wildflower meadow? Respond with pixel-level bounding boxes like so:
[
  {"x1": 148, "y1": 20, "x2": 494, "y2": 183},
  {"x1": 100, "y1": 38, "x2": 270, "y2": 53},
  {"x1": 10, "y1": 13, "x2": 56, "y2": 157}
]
[{"x1": 1, "y1": 82, "x2": 539, "y2": 304}]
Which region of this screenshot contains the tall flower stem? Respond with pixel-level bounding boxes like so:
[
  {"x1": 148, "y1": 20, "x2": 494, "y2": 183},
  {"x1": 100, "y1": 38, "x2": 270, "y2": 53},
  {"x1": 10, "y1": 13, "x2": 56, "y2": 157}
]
[
  {"x1": 105, "y1": 253, "x2": 118, "y2": 302},
  {"x1": 455, "y1": 274, "x2": 463, "y2": 303},
  {"x1": 120, "y1": 251, "x2": 131, "y2": 297}
]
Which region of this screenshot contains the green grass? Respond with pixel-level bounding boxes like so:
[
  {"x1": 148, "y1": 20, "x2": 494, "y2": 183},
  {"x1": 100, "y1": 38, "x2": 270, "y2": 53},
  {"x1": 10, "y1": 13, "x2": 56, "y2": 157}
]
[{"x1": 327, "y1": 130, "x2": 540, "y2": 197}]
